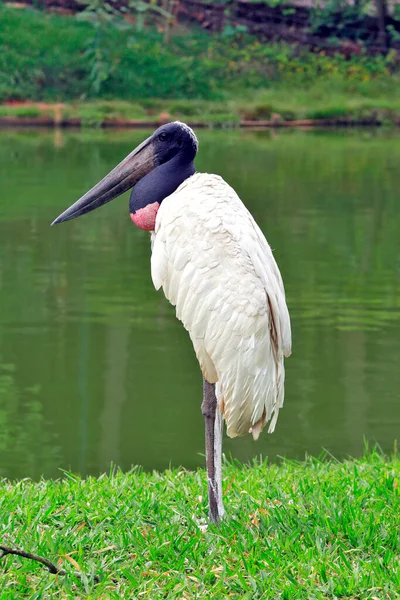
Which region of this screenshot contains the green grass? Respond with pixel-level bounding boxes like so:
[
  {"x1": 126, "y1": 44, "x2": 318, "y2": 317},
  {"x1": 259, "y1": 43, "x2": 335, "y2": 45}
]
[
  {"x1": 4, "y1": 93, "x2": 400, "y2": 127},
  {"x1": 0, "y1": 105, "x2": 42, "y2": 118},
  {"x1": 1, "y1": 452, "x2": 400, "y2": 598},
  {"x1": 70, "y1": 100, "x2": 148, "y2": 126},
  {"x1": 242, "y1": 81, "x2": 400, "y2": 123}
]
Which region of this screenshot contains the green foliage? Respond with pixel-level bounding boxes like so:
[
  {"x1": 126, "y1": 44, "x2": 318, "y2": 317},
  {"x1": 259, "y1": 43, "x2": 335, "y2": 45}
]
[
  {"x1": 306, "y1": 105, "x2": 358, "y2": 119},
  {"x1": 1, "y1": 453, "x2": 400, "y2": 597},
  {"x1": 310, "y1": 0, "x2": 372, "y2": 41},
  {"x1": 0, "y1": 5, "x2": 219, "y2": 101},
  {"x1": 2, "y1": 4, "x2": 400, "y2": 106},
  {"x1": 76, "y1": 0, "x2": 172, "y2": 94}
]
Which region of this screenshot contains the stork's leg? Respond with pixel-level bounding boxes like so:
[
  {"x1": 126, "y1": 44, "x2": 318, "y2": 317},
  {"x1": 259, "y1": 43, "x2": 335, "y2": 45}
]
[{"x1": 202, "y1": 379, "x2": 224, "y2": 524}]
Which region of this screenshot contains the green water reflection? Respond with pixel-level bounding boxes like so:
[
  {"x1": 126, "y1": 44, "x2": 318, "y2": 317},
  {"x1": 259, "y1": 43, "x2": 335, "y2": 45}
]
[{"x1": 0, "y1": 127, "x2": 399, "y2": 479}]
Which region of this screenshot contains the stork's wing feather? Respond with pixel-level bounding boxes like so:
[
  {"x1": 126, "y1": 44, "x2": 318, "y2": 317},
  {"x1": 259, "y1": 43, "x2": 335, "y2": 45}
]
[{"x1": 151, "y1": 173, "x2": 291, "y2": 438}]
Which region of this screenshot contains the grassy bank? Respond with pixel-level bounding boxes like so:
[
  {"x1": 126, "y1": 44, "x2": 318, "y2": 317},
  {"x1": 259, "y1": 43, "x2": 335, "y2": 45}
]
[
  {"x1": 5, "y1": 94, "x2": 400, "y2": 128},
  {"x1": 1, "y1": 453, "x2": 399, "y2": 598},
  {"x1": 3, "y1": 5, "x2": 400, "y2": 126}
]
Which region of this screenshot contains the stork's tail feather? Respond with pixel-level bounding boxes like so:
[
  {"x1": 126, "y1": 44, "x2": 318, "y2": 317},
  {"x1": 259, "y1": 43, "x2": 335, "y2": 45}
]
[
  {"x1": 216, "y1": 355, "x2": 285, "y2": 440},
  {"x1": 250, "y1": 410, "x2": 265, "y2": 441}
]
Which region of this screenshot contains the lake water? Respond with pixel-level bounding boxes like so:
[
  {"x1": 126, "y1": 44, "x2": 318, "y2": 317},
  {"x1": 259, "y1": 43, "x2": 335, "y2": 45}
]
[{"x1": 1, "y1": 127, "x2": 399, "y2": 479}]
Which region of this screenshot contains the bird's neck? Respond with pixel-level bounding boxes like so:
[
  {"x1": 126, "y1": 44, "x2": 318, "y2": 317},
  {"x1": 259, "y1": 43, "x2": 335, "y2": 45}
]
[{"x1": 130, "y1": 155, "x2": 195, "y2": 231}]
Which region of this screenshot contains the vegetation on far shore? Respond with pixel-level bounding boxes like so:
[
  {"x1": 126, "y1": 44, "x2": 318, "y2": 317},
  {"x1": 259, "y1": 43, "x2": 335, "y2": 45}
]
[
  {"x1": 1, "y1": 452, "x2": 400, "y2": 598},
  {"x1": 4, "y1": 5, "x2": 400, "y2": 126},
  {"x1": 5, "y1": 92, "x2": 400, "y2": 127}
]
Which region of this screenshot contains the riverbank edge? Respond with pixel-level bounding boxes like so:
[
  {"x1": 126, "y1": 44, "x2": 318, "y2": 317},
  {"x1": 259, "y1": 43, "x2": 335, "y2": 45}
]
[{"x1": 0, "y1": 116, "x2": 397, "y2": 128}]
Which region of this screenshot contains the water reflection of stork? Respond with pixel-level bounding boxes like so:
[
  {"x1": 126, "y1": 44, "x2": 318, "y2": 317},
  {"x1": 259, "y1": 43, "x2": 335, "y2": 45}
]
[{"x1": 52, "y1": 122, "x2": 292, "y2": 524}]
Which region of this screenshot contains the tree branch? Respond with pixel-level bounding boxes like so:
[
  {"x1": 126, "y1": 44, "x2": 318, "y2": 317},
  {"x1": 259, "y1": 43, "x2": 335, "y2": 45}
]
[{"x1": 0, "y1": 544, "x2": 100, "y2": 583}]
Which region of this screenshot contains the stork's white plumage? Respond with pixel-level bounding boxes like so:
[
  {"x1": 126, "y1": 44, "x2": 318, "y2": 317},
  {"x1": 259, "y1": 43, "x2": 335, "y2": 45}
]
[
  {"x1": 151, "y1": 172, "x2": 291, "y2": 439},
  {"x1": 52, "y1": 121, "x2": 291, "y2": 525}
]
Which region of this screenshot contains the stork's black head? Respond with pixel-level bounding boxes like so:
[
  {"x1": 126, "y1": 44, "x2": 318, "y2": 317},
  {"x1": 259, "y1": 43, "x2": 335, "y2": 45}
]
[
  {"x1": 129, "y1": 122, "x2": 198, "y2": 229},
  {"x1": 151, "y1": 121, "x2": 198, "y2": 166},
  {"x1": 51, "y1": 121, "x2": 198, "y2": 230}
]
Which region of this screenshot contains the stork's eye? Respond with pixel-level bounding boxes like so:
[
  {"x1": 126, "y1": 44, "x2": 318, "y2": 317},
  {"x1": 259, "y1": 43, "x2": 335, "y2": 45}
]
[
  {"x1": 159, "y1": 132, "x2": 168, "y2": 142},
  {"x1": 177, "y1": 139, "x2": 183, "y2": 147}
]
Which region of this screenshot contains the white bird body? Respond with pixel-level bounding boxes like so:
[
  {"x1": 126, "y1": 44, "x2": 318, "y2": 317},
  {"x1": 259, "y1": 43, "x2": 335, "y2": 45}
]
[{"x1": 151, "y1": 172, "x2": 291, "y2": 439}]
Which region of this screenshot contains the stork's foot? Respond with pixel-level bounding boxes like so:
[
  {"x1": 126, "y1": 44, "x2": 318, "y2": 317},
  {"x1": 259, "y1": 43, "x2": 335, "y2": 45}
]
[{"x1": 202, "y1": 379, "x2": 225, "y2": 525}]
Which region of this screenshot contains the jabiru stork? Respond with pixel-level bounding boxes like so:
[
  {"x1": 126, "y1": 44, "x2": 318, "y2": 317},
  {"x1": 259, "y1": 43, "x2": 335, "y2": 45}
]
[{"x1": 52, "y1": 122, "x2": 292, "y2": 524}]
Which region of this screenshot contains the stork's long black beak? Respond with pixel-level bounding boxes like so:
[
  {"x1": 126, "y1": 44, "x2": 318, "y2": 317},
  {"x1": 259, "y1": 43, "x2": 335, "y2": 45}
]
[{"x1": 51, "y1": 135, "x2": 156, "y2": 225}]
